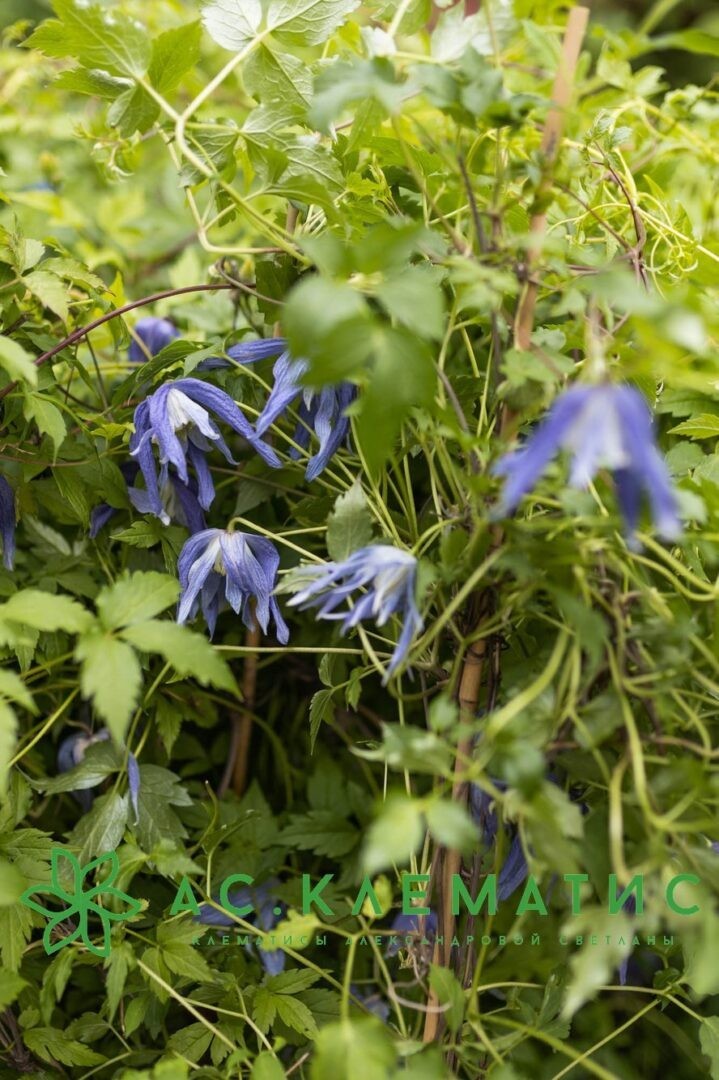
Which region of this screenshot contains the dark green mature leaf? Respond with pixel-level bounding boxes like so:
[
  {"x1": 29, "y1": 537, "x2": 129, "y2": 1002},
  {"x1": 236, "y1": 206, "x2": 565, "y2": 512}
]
[
  {"x1": 134, "y1": 765, "x2": 191, "y2": 851},
  {"x1": 24, "y1": 1027, "x2": 106, "y2": 1067},
  {"x1": 70, "y1": 791, "x2": 128, "y2": 863},
  {"x1": 279, "y1": 810, "x2": 359, "y2": 856},
  {"x1": 26, "y1": 0, "x2": 151, "y2": 77}
]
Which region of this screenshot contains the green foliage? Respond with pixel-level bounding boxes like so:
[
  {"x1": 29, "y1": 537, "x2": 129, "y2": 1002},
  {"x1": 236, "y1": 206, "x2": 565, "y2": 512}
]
[{"x1": 1, "y1": 0, "x2": 719, "y2": 1076}]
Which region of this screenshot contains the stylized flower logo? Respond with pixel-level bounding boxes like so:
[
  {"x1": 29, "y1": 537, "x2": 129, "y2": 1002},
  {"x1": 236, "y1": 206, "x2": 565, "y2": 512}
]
[{"x1": 20, "y1": 849, "x2": 142, "y2": 958}]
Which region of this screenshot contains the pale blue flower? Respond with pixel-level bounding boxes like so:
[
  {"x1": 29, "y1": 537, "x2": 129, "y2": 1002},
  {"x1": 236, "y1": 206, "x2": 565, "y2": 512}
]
[
  {"x1": 469, "y1": 783, "x2": 529, "y2": 900},
  {"x1": 0, "y1": 476, "x2": 16, "y2": 570},
  {"x1": 287, "y1": 544, "x2": 423, "y2": 681},
  {"x1": 128, "y1": 316, "x2": 179, "y2": 362},
  {"x1": 226, "y1": 337, "x2": 356, "y2": 480},
  {"x1": 177, "y1": 527, "x2": 289, "y2": 642},
  {"x1": 130, "y1": 378, "x2": 280, "y2": 521},
  {"x1": 195, "y1": 879, "x2": 285, "y2": 974},
  {"x1": 493, "y1": 383, "x2": 681, "y2": 545}
]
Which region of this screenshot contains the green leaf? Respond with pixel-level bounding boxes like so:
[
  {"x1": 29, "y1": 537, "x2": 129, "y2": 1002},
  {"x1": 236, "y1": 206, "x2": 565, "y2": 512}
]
[
  {"x1": 251, "y1": 1052, "x2": 286, "y2": 1080},
  {"x1": 149, "y1": 22, "x2": 202, "y2": 94},
  {"x1": 0, "y1": 335, "x2": 37, "y2": 386},
  {"x1": 653, "y1": 30, "x2": 719, "y2": 58},
  {"x1": 311, "y1": 1017, "x2": 396, "y2": 1080},
  {"x1": 428, "y1": 964, "x2": 464, "y2": 1034},
  {"x1": 24, "y1": 1027, "x2": 106, "y2": 1067},
  {"x1": 0, "y1": 703, "x2": 18, "y2": 799},
  {"x1": 309, "y1": 687, "x2": 335, "y2": 750},
  {"x1": 0, "y1": 590, "x2": 92, "y2": 634},
  {"x1": 23, "y1": 393, "x2": 67, "y2": 457},
  {"x1": 32, "y1": 741, "x2": 122, "y2": 794},
  {"x1": 120, "y1": 621, "x2": 237, "y2": 693},
  {"x1": 69, "y1": 791, "x2": 128, "y2": 864},
  {"x1": 0, "y1": 969, "x2": 28, "y2": 1008},
  {"x1": 268, "y1": 0, "x2": 360, "y2": 46},
  {"x1": 283, "y1": 278, "x2": 372, "y2": 382},
  {"x1": 354, "y1": 328, "x2": 435, "y2": 475},
  {"x1": 201, "y1": 0, "x2": 263, "y2": 51},
  {"x1": 75, "y1": 632, "x2": 142, "y2": 741},
  {"x1": 274, "y1": 993, "x2": 318, "y2": 1037},
  {"x1": 425, "y1": 799, "x2": 479, "y2": 854},
  {"x1": 111, "y1": 519, "x2": 165, "y2": 548},
  {"x1": 96, "y1": 571, "x2": 179, "y2": 630},
  {"x1": 244, "y1": 43, "x2": 312, "y2": 108},
  {"x1": 0, "y1": 670, "x2": 36, "y2": 713},
  {"x1": 23, "y1": 269, "x2": 69, "y2": 321},
  {"x1": 310, "y1": 57, "x2": 404, "y2": 132},
  {"x1": 700, "y1": 1017, "x2": 719, "y2": 1080},
  {"x1": 134, "y1": 765, "x2": 191, "y2": 852},
  {"x1": 167, "y1": 1022, "x2": 213, "y2": 1059},
  {"x1": 326, "y1": 481, "x2": 373, "y2": 561},
  {"x1": 363, "y1": 795, "x2": 424, "y2": 874},
  {"x1": 0, "y1": 902, "x2": 33, "y2": 971},
  {"x1": 0, "y1": 857, "x2": 25, "y2": 905},
  {"x1": 26, "y1": 0, "x2": 151, "y2": 77},
  {"x1": 279, "y1": 810, "x2": 359, "y2": 856},
  {"x1": 376, "y1": 266, "x2": 446, "y2": 341},
  {"x1": 668, "y1": 414, "x2": 719, "y2": 439}
]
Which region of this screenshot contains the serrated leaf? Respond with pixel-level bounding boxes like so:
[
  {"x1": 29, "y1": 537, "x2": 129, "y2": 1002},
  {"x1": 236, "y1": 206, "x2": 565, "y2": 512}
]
[
  {"x1": 149, "y1": 21, "x2": 202, "y2": 94},
  {"x1": 26, "y1": 0, "x2": 151, "y2": 77},
  {"x1": 95, "y1": 571, "x2": 179, "y2": 630},
  {"x1": 0, "y1": 969, "x2": 28, "y2": 1008},
  {"x1": 112, "y1": 519, "x2": 164, "y2": 548},
  {"x1": 0, "y1": 335, "x2": 37, "y2": 386},
  {"x1": 69, "y1": 791, "x2": 128, "y2": 864},
  {"x1": 309, "y1": 687, "x2": 335, "y2": 751},
  {"x1": 700, "y1": 1017, "x2": 719, "y2": 1080},
  {"x1": 23, "y1": 269, "x2": 69, "y2": 321},
  {"x1": 0, "y1": 590, "x2": 91, "y2": 633},
  {"x1": 279, "y1": 810, "x2": 359, "y2": 856},
  {"x1": 268, "y1": 0, "x2": 360, "y2": 46},
  {"x1": 24, "y1": 1027, "x2": 106, "y2": 1067},
  {"x1": 326, "y1": 481, "x2": 373, "y2": 561},
  {"x1": 75, "y1": 632, "x2": 142, "y2": 741},
  {"x1": 274, "y1": 993, "x2": 318, "y2": 1036},
  {"x1": 120, "y1": 621, "x2": 237, "y2": 693},
  {"x1": 202, "y1": 0, "x2": 263, "y2": 51},
  {"x1": 23, "y1": 393, "x2": 67, "y2": 457},
  {"x1": 668, "y1": 414, "x2": 719, "y2": 439}
]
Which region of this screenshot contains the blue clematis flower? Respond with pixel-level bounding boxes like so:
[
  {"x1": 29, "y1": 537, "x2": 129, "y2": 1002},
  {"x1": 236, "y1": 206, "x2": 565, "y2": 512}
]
[
  {"x1": 128, "y1": 316, "x2": 179, "y2": 363},
  {"x1": 195, "y1": 880, "x2": 285, "y2": 974},
  {"x1": 89, "y1": 463, "x2": 205, "y2": 537},
  {"x1": 177, "y1": 527, "x2": 289, "y2": 642},
  {"x1": 287, "y1": 545, "x2": 423, "y2": 682},
  {"x1": 492, "y1": 383, "x2": 681, "y2": 546},
  {"x1": 350, "y1": 984, "x2": 391, "y2": 1022},
  {"x1": 56, "y1": 728, "x2": 140, "y2": 817},
  {"x1": 130, "y1": 378, "x2": 280, "y2": 522},
  {"x1": 0, "y1": 476, "x2": 16, "y2": 571},
  {"x1": 226, "y1": 337, "x2": 356, "y2": 480},
  {"x1": 469, "y1": 783, "x2": 529, "y2": 900},
  {"x1": 386, "y1": 911, "x2": 438, "y2": 957}
]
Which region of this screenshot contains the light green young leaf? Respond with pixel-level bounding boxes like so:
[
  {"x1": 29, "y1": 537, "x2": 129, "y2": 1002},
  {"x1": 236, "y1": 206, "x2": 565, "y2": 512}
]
[
  {"x1": 268, "y1": 0, "x2": 360, "y2": 46},
  {"x1": 700, "y1": 1017, "x2": 719, "y2": 1080},
  {"x1": 326, "y1": 481, "x2": 373, "y2": 561},
  {"x1": 426, "y1": 799, "x2": 479, "y2": 854},
  {"x1": 149, "y1": 21, "x2": 202, "y2": 94},
  {"x1": 95, "y1": 571, "x2": 179, "y2": 630},
  {"x1": 201, "y1": 0, "x2": 263, "y2": 51},
  {"x1": 311, "y1": 1017, "x2": 396, "y2": 1080},
  {"x1": 0, "y1": 335, "x2": 37, "y2": 386},
  {"x1": 0, "y1": 591, "x2": 92, "y2": 634},
  {"x1": 363, "y1": 795, "x2": 424, "y2": 874},
  {"x1": 0, "y1": 970, "x2": 28, "y2": 1008},
  {"x1": 0, "y1": 702, "x2": 18, "y2": 798},
  {"x1": 75, "y1": 632, "x2": 142, "y2": 741},
  {"x1": 69, "y1": 791, "x2": 128, "y2": 864},
  {"x1": 23, "y1": 393, "x2": 67, "y2": 457},
  {"x1": 120, "y1": 621, "x2": 237, "y2": 693},
  {"x1": 26, "y1": 0, "x2": 151, "y2": 77},
  {"x1": 23, "y1": 270, "x2": 69, "y2": 322}
]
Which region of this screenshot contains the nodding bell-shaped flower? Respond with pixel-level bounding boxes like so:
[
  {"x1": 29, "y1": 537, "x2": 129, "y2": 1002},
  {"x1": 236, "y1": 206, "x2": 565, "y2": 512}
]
[
  {"x1": 469, "y1": 782, "x2": 529, "y2": 901},
  {"x1": 128, "y1": 316, "x2": 179, "y2": 362},
  {"x1": 0, "y1": 476, "x2": 16, "y2": 571},
  {"x1": 226, "y1": 337, "x2": 356, "y2": 480},
  {"x1": 177, "y1": 527, "x2": 289, "y2": 642},
  {"x1": 195, "y1": 879, "x2": 286, "y2": 974},
  {"x1": 492, "y1": 383, "x2": 681, "y2": 548},
  {"x1": 129, "y1": 378, "x2": 280, "y2": 522},
  {"x1": 287, "y1": 544, "x2": 423, "y2": 682}
]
